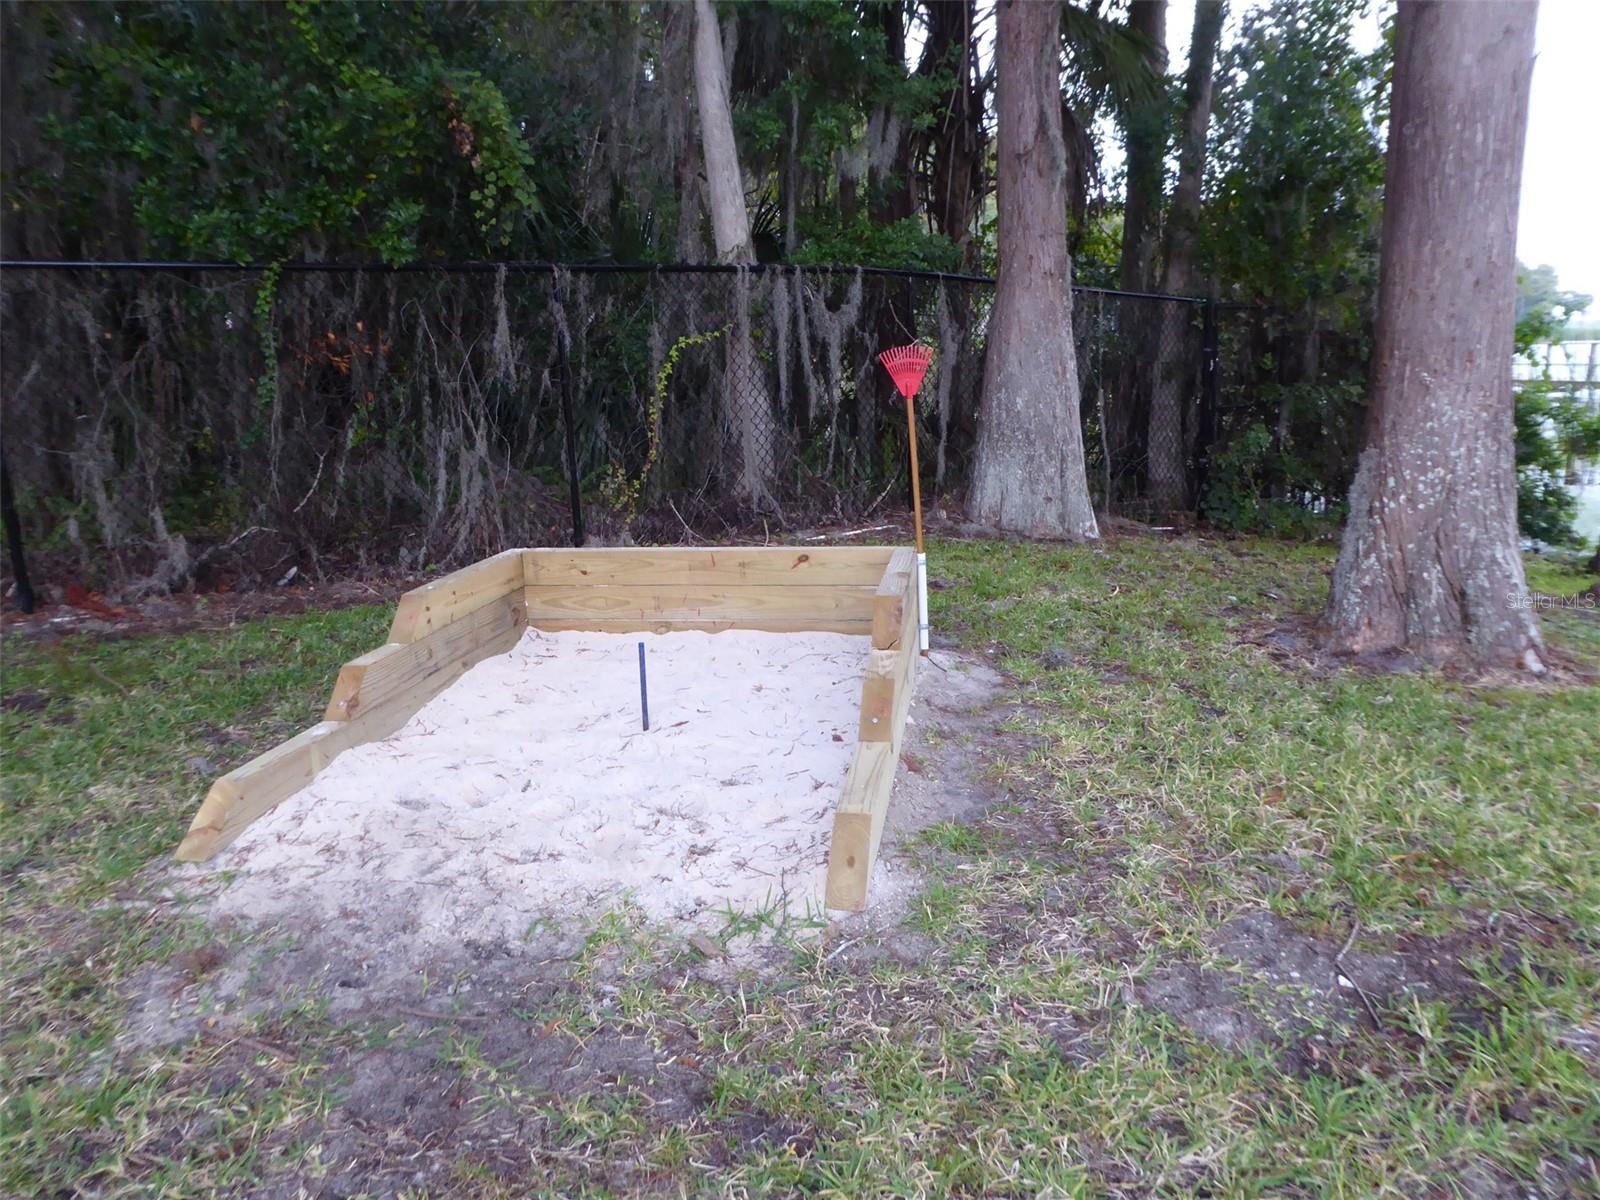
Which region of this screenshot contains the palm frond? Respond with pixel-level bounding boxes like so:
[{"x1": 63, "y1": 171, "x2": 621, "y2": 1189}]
[{"x1": 1060, "y1": 2, "x2": 1166, "y2": 115}]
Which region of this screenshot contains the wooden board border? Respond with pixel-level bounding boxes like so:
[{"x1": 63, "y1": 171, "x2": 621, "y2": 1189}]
[
  {"x1": 177, "y1": 546, "x2": 920, "y2": 912},
  {"x1": 824, "y1": 554, "x2": 919, "y2": 910}
]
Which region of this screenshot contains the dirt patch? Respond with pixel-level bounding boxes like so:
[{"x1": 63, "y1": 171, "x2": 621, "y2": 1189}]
[
  {"x1": 300, "y1": 1019, "x2": 794, "y2": 1197},
  {"x1": 1137, "y1": 911, "x2": 1499, "y2": 1057},
  {"x1": 1, "y1": 574, "x2": 410, "y2": 643},
  {"x1": 0, "y1": 687, "x2": 51, "y2": 713},
  {"x1": 1239, "y1": 611, "x2": 1600, "y2": 684},
  {"x1": 1139, "y1": 966, "x2": 1279, "y2": 1051},
  {"x1": 116, "y1": 921, "x2": 813, "y2": 1198}
]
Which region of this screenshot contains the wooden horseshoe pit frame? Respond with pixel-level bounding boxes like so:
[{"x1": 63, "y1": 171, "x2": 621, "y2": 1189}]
[{"x1": 175, "y1": 545, "x2": 920, "y2": 911}]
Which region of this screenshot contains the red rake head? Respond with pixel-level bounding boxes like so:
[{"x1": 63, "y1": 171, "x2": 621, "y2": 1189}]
[{"x1": 879, "y1": 343, "x2": 934, "y2": 401}]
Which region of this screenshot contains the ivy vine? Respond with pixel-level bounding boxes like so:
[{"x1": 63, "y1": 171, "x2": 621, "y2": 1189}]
[
  {"x1": 602, "y1": 324, "x2": 731, "y2": 519},
  {"x1": 253, "y1": 260, "x2": 284, "y2": 415}
]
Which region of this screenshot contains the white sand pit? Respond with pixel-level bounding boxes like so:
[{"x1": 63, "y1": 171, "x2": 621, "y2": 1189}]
[{"x1": 193, "y1": 628, "x2": 870, "y2": 942}]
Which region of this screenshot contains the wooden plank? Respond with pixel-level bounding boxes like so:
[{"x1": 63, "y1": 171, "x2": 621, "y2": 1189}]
[
  {"x1": 177, "y1": 712, "x2": 392, "y2": 862},
  {"x1": 523, "y1": 583, "x2": 877, "y2": 626},
  {"x1": 871, "y1": 548, "x2": 916, "y2": 650},
  {"x1": 326, "y1": 592, "x2": 526, "y2": 721},
  {"x1": 527, "y1": 616, "x2": 873, "y2": 636},
  {"x1": 856, "y1": 649, "x2": 900, "y2": 741},
  {"x1": 885, "y1": 595, "x2": 919, "y2": 744},
  {"x1": 857, "y1": 566, "x2": 918, "y2": 742},
  {"x1": 823, "y1": 744, "x2": 897, "y2": 910},
  {"x1": 388, "y1": 548, "x2": 525, "y2": 643},
  {"x1": 826, "y1": 573, "x2": 920, "y2": 910},
  {"x1": 178, "y1": 595, "x2": 528, "y2": 863},
  {"x1": 524, "y1": 546, "x2": 893, "y2": 587},
  {"x1": 856, "y1": 633, "x2": 917, "y2": 742}
]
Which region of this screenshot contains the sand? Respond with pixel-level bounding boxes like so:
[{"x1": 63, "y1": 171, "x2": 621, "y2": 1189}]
[{"x1": 188, "y1": 628, "x2": 874, "y2": 943}]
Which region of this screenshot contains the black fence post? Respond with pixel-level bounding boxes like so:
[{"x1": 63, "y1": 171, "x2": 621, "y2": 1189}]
[
  {"x1": 1193, "y1": 298, "x2": 1221, "y2": 515},
  {"x1": 554, "y1": 279, "x2": 585, "y2": 548},
  {"x1": 0, "y1": 453, "x2": 36, "y2": 614}
]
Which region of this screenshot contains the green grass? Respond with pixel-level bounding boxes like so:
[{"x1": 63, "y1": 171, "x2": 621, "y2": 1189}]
[
  {"x1": 1, "y1": 605, "x2": 391, "y2": 886},
  {"x1": 1524, "y1": 553, "x2": 1595, "y2": 598},
  {"x1": 1, "y1": 605, "x2": 388, "y2": 1198},
  {"x1": 3, "y1": 539, "x2": 1597, "y2": 1198},
  {"x1": 1524, "y1": 552, "x2": 1600, "y2": 659},
  {"x1": 932, "y1": 537, "x2": 1599, "y2": 937}
]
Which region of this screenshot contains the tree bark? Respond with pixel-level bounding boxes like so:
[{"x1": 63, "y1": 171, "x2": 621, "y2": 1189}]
[
  {"x1": 692, "y1": 0, "x2": 753, "y2": 262},
  {"x1": 969, "y1": 0, "x2": 1097, "y2": 540},
  {"x1": 691, "y1": 0, "x2": 777, "y2": 507},
  {"x1": 918, "y1": 0, "x2": 987, "y2": 267},
  {"x1": 864, "y1": 2, "x2": 918, "y2": 443},
  {"x1": 1105, "y1": 0, "x2": 1167, "y2": 497},
  {"x1": 662, "y1": 4, "x2": 708, "y2": 262},
  {"x1": 1117, "y1": 0, "x2": 1167, "y2": 296},
  {"x1": 1324, "y1": 0, "x2": 1543, "y2": 671},
  {"x1": 1146, "y1": 0, "x2": 1225, "y2": 514}
]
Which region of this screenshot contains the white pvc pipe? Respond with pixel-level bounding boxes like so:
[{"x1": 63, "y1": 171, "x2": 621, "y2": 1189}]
[{"x1": 917, "y1": 551, "x2": 930, "y2": 653}]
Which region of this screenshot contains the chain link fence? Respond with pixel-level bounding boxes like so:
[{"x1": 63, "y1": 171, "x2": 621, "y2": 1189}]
[
  {"x1": 1, "y1": 262, "x2": 1217, "y2": 601},
  {"x1": 1201, "y1": 304, "x2": 1369, "y2": 529}
]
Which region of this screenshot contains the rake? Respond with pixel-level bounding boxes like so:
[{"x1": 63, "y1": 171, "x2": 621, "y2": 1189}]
[{"x1": 878, "y1": 343, "x2": 934, "y2": 654}]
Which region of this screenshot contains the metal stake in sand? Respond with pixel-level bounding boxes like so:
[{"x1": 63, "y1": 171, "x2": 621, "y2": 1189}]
[
  {"x1": 878, "y1": 343, "x2": 934, "y2": 654},
  {"x1": 637, "y1": 641, "x2": 650, "y2": 731}
]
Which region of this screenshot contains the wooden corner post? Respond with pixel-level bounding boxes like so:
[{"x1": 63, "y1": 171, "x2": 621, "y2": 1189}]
[{"x1": 826, "y1": 548, "x2": 918, "y2": 910}]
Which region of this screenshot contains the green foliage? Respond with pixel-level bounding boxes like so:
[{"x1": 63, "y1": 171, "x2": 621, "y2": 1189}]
[
  {"x1": 1069, "y1": 211, "x2": 1124, "y2": 288},
  {"x1": 7, "y1": 1, "x2": 988, "y2": 268},
  {"x1": 1059, "y1": 2, "x2": 1166, "y2": 118},
  {"x1": 1203, "y1": 420, "x2": 1344, "y2": 538},
  {"x1": 1514, "y1": 456, "x2": 1581, "y2": 548},
  {"x1": 1514, "y1": 381, "x2": 1600, "y2": 546},
  {"x1": 789, "y1": 215, "x2": 963, "y2": 273},
  {"x1": 1515, "y1": 262, "x2": 1592, "y2": 335},
  {"x1": 1204, "y1": 0, "x2": 1387, "y2": 324},
  {"x1": 727, "y1": 1, "x2": 953, "y2": 262},
  {"x1": 1513, "y1": 273, "x2": 1598, "y2": 546},
  {"x1": 1195, "y1": 0, "x2": 1387, "y2": 536},
  {"x1": 252, "y1": 260, "x2": 283, "y2": 413},
  {"x1": 26, "y1": 1, "x2": 556, "y2": 262}
]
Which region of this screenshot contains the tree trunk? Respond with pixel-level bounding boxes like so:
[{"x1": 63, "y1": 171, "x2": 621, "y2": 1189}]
[
  {"x1": 661, "y1": 4, "x2": 708, "y2": 262},
  {"x1": 1117, "y1": 0, "x2": 1167, "y2": 295},
  {"x1": 864, "y1": 3, "x2": 918, "y2": 444},
  {"x1": 919, "y1": 0, "x2": 987, "y2": 268},
  {"x1": 1146, "y1": 0, "x2": 1225, "y2": 514},
  {"x1": 1324, "y1": 0, "x2": 1543, "y2": 671},
  {"x1": 1104, "y1": 1, "x2": 1166, "y2": 497},
  {"x1": 969, "y1": 0, "x2": 1097, "y2": 540},
  {"x1": 692, "y1": 0, "x2": 751, "y2": 262},
  {"x1": 691, "y1": 0, "x2": 777, "y2": 508}
]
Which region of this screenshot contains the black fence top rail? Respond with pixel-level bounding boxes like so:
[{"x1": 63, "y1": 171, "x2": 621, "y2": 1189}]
[{"x1": 0, "y1": 258, "x2": 1211, "y2": 304}]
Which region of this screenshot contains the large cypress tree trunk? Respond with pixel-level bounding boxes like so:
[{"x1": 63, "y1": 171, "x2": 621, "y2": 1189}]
[
  {"x1": 1325, "y1": 0, "x2": 1543, "y2": 671},
  {"x1": 1145, "y1": 0, "x2": 1224, "y2": 515},
  {"x1": 969, "y1": 0, "x2": 1097, "y2": 540},
  {"x1": 691, "y1": 0, "x2": 777, "y2": 508}
]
